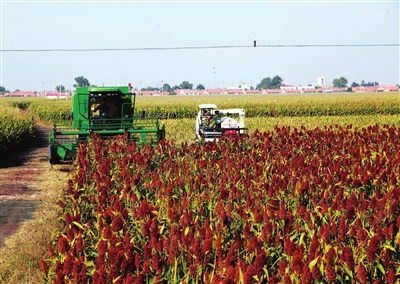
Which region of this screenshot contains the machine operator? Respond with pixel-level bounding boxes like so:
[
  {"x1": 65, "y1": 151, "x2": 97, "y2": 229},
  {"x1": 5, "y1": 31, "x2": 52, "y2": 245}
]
[{"x1": 94, "y1": 99, "x2": 110, "y2": 117}]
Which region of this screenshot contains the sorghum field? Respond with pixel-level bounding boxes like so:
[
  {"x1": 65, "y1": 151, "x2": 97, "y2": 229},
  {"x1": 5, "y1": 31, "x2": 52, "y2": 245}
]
[{"x1": 1, "y1": 92, "x2": 400, "y2": 283}]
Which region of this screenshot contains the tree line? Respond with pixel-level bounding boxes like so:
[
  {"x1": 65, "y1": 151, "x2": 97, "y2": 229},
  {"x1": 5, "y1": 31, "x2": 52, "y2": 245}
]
[{"x1": 1, "y1": 75, "x2": 396, "y2": 94}]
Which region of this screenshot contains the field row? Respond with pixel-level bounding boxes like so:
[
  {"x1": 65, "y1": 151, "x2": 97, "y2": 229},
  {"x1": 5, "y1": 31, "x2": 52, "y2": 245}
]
[
  {"x1": 135, "y1": 93, "x2": 400, "y2": 119},
  {"x1": 2, "y1": 92, "x2": 400, "y2": 121},
  {"x1": 1, "y1": 93, "x2": 399, "y2": 154},
  {"x1": 163, "y1": 114, "x2": 400, "y2": 143}
]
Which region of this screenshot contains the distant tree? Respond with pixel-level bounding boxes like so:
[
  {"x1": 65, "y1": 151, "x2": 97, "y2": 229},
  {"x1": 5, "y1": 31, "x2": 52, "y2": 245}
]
[
  {"x1": 56, "y1": 85, "x2": 66, "y2": 92},
  {"x1": 0, "y1": 86, "x2": 5, "y2": 92},
  {"x1": 271, "y1": 75, "x2": 283, "y2": 88},
  {"x1": 179, "y1": 81, "x2": 193, "y2": 90},
  {"x1": 351, "y1": 82, "x2": 360, "y2": 87},
  {"x1": 74, "y1": 76, "x2": 90, "y2": 87},
  {"x1": 141, "y1": 86, "x2": 154, "y2": 91},
  {"x1": 171, "y1": 85, "x2": 181, "y2": 91},
  {"x1": 256, "y1": 77, "x2": 272, "y2": 90},
  {"x1": 162, "y1": 83, "x2": 171, "y2": 92},
  {"x1": 196, "y1": 84, "x2": 205, "y2": 90},
  {"x1": 256, "y1": 75, "x2": 283, "y2": 90},
  {"x1": 15, "y1": 89, "x2": 20, "y2": 92},
  {"x1": 361, "y1": 81, "x2": 379, "y2": 86},
  {"x1": 333, "y1": 77, "x2": 348, "y2": 88}
]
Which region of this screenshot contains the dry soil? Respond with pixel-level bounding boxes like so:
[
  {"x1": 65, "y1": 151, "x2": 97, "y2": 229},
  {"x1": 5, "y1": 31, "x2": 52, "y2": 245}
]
[{"x1": 0, "y1": 125, "x2": 68, "y2": 247}]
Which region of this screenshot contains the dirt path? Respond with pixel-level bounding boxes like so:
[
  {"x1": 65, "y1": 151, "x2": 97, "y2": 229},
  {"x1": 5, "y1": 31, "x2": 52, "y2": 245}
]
[{"x1": 0, "y1": 124, "x2": 67, "y2": 247}]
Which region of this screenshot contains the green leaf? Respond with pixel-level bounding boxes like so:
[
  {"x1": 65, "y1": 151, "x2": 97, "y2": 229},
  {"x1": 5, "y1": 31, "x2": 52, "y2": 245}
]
[
  {"x1": 376, "y1": 262, "x2": 385, "y2": 275},
  {"x1": 308, "y1": 257, "x2": 319, "y2": 269},
  {"x1": 383, "y1": 244, "x2": 396, "y2": 252},
  {"x1": 291, "y1": 274, "x2": 300, "y2": 284},
  {"x1": 113, "y1": 276, "x2": 122, "y2": 283},
  {"x1": 238, "y1": 266, "x2": 244, "y2": 284},
  {"x1": 341, "y1": 264, "x2": 353, "y2": 278},
  {"x1": 336, "y1": 275, "x2": 346, "y2": 284},
  {"x1": 72, "y1": 221, "x2": 84, "y2": 229}
]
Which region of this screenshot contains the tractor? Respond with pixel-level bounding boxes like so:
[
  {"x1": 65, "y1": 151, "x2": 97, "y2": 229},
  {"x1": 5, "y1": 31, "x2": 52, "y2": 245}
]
[
  {"x1": 48, "y1": 85, "x2": 165, "y2": 164},
  {"x1": 196, "y1": 104, "x2": 248, "y2": 142}
]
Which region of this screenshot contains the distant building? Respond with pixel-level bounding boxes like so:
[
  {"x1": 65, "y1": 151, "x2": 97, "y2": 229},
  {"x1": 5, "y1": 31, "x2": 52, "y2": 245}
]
[
  {"x1": 317, "y1": 77, "x2": 326, "y2": 86},
  {"x1": 244, "y1": 89, "x2": 261, "y2": 94},
  {"x1": 352, "y1": 84, "x2": 398, "y2": 92},
  {"x1": 204, "y1": 89, "x2": 225, "y2": 95},
  {"x1": 298, "y1": 85, "x2": 315, "y2": 91},
  {"x1": 239, "y1": 83, "x2": 251, "y2": 90},
  {"x1": 280, "y1": 84, "x2": 297, "y2": 91},
  {"x1": 227, "y1": 89, "x2": 244, "y2": 95},
  {"x1": 5, "y1": 91, "x2": 36, "y2": 97}
]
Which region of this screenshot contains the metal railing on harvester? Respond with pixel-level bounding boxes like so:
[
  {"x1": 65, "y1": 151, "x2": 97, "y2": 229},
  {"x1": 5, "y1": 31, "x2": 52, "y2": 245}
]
[{"x1": 50, "y1": 115, "x2": 163, "y2": 147}]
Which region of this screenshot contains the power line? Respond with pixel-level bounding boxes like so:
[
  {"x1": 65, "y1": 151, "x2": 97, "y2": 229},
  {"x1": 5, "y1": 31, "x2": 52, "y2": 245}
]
[{"x1": 0, "y1": 43, "x2": 399, "y2": 52}]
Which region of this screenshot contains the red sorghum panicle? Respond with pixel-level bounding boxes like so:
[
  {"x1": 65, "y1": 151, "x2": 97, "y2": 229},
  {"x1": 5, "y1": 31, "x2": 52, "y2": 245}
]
[
  {"x1": 367, "y1": 235, "x2": 380, "y2": 263},
  {"x1": 342, "y1": 246, "x2": 354, "y2": 270},
  {"x1": 40, "y1": 259, "x2": 49, "y2": 274},
  {"x1": 283, "y1": 273, "x2": 292, "y2": 284},
  {"x1": 386, "y1": 267, "x2": 396, "y2": 284},
  {"x1": 357, "y1": 265, "x2": 367, "y2": 283},
  {"x1": 63, "y1": 253, "x2": 74, "y2": 275},
  {"x1": 301, "y1": 265, "x2": 313, "y2": 284},
  {"x1": 253, "y1": 251, "x2": 267, "y2": 273},
  {"x1": 311, "y1": 264, "x2": 321, "y2": 280},
  {"x1": 291, "y1": 251, "x2": 304, "y2": 274},
  {"x1": 327, "y1": 247, "x2": 336, "y2": 264},
  {"x1": 279, "y1": 259, "x2": 287, "y2": 275},
  {"x1": 111, "y1": 215, "x2": 124, "y2": 232},
  {"x1": 325, "y1": 263, "x2": 336, "y2": 282},
  {"x1": 244, "y1": 266, "x2": 256, "y2": 284},
  {"x1": 57, "y1": 234, "x2": 68, "y2": 254}
]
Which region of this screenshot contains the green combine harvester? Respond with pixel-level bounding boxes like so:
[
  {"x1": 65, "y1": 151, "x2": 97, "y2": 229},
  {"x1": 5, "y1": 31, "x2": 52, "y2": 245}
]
[{"x1": 48, "y1": 85, "x2": 165, "y2": 164}]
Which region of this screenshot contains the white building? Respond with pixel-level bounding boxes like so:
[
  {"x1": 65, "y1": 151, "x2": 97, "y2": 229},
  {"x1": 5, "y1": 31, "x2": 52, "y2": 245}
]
[
  {"x1": 298, "y1": 85, "x2": 315, "y2": 91},
  {"x1": 228, "y1": 83, "x2": 251, "y2": 90},
  {"x1": 317, "y1": 77, "x2": 326, "y2": 86},
  {"x1": 239, "y1": 83, "x2": 251, "y2": 90},
  {"x1": 280, "y1": 84, "x2": 297, "y2": 91}
]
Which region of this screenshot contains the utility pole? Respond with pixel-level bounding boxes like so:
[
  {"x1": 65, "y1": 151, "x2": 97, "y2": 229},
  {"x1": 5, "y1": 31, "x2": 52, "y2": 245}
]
[{"x1": 213, "y1": 66, "x2": 216, "y2": 88}]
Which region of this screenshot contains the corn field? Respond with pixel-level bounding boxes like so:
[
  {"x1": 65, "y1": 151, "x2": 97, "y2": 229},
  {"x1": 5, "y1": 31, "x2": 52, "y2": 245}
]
[{"x1": 0, "y1": 103, "x2": 36, "y2": 155}]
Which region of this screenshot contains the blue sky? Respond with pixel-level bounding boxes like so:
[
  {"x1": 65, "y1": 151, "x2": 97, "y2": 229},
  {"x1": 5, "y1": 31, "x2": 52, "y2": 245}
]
[{"x1": 0, "y1": 0, "x2": 399, "y2": 92}]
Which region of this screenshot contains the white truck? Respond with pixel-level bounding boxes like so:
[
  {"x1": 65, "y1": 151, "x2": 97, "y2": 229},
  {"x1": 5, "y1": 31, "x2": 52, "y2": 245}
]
[{"x1": 196, "y1": 104, "x2": 248, "y2": 141}]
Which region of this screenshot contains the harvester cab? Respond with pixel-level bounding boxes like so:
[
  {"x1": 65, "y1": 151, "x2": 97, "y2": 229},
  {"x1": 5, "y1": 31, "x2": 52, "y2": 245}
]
[
  {"x1": 49, "y1": 85, "x2": 165, "y2": 164},
  {"x1": 196, "y1": 104, "x2": 248, "y2": 141}
]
